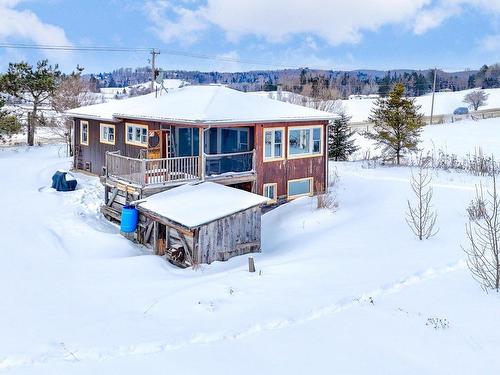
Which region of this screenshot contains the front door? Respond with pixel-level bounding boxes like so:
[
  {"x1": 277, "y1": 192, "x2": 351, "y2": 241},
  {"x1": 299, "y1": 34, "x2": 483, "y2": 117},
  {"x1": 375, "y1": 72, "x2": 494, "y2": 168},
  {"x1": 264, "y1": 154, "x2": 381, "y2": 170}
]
[{"x1": 161, "y1": 130, "x2": 170, "y2": 158}]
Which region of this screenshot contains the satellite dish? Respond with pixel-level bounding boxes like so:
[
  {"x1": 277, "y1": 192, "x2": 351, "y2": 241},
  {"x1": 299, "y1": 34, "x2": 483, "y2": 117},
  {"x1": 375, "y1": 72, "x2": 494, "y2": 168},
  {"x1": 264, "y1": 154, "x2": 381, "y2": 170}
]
[{"x1": 155, "y1": 70, "x2": 167, "y2": 84}]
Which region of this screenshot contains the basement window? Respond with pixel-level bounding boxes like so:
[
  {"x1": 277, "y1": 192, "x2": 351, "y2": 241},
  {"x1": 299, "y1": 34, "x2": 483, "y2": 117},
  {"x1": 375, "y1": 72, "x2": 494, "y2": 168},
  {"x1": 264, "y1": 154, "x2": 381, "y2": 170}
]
[{"x1": 288, "y1": 177, "x2": 313, "y2": 198}]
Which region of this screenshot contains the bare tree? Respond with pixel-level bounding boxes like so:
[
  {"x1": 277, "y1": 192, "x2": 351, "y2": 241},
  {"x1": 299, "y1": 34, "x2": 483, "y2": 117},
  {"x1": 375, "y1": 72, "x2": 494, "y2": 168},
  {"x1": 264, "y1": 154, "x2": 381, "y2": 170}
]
[
  {"x1": 463, "y1": 172, "x2": 500, "y2": 292},
  {"x1": 52, "y1": 69, "x2": 101, "y2": 155},
  {"x1": 406, "y1": 159, "x2": 438, "y2": 240},
  {"x1": 463, "y1": 89, "x2": 489, "y2": 111}
]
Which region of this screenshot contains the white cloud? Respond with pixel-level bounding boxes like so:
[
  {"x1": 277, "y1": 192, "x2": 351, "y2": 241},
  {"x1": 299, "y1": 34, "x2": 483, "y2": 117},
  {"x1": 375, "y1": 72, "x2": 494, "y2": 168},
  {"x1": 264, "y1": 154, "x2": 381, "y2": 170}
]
[
  {"x1": 144, "y1": 1, "x2": 208, "y2": 45},
  {"x1": 145, "y1": 0, "x2": 500, "y2": 47},
  {"x1": 0, "y1": 1, "x2": 71, "y2": 46}
]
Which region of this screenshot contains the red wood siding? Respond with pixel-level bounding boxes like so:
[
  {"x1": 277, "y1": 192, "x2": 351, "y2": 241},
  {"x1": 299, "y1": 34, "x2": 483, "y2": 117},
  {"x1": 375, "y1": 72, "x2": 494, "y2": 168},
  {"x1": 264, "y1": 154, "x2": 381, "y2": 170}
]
[
  {"x1": 73, "y1": 118, "x2": 160, "y2": 175},
  {"x1": 254, "y1": 121, "x2": 328, "y2": 198}
]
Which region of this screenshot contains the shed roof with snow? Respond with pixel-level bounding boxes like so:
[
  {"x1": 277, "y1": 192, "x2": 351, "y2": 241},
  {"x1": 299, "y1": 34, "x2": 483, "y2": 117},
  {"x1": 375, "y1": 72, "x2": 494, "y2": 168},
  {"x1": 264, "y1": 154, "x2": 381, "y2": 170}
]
[
  {"x1": 137, "y1": 181, "x2": 268, "y2": 229},
  {"x1": 67, "y1": 85, "x2": 336, "y2": 124}
]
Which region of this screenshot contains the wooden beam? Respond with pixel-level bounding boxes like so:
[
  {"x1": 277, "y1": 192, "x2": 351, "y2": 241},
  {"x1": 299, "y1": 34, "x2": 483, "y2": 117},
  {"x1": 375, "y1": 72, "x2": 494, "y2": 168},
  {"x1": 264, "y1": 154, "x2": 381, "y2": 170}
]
[
  {"x1": 152, "y1": 221, "x2": 158, "y2": 254},
  {"x1": 106, "y1": 187, "x2": 119, "y2": 207}
]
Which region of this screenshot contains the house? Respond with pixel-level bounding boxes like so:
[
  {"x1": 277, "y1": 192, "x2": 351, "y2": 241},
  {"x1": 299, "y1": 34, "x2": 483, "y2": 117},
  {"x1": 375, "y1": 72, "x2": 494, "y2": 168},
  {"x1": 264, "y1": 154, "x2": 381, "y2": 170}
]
[
  {"x1": 136, "y1": 181, "x2": 268, "y2": 266},
  {"x1": 67, "y1": 84, "x2": 336, "y2": 217}
]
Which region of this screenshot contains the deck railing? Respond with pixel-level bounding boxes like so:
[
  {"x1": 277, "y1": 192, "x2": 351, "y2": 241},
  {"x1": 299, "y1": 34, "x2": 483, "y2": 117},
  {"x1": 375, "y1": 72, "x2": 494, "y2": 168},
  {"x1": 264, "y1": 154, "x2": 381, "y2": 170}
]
[
  {"x1": 105, "y1": 149, "x2": 255, "y2": 187},
  {"x1": 205, "y1": 150, "x2": 255, "y2": 176}
]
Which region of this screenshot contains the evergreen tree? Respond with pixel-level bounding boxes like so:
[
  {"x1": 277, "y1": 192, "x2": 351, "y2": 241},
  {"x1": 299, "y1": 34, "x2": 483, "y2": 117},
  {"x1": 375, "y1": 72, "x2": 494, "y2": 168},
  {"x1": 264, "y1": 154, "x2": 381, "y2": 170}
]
[
  {"x1": 0, "y1": 60, "x2": 61, "y2": 145},
  {"x1": 329, "y1": 112, "x2": 359, "y2": 161},
  {"x1": 363, "y1": 83, "x2": 425, "y2": 165}
]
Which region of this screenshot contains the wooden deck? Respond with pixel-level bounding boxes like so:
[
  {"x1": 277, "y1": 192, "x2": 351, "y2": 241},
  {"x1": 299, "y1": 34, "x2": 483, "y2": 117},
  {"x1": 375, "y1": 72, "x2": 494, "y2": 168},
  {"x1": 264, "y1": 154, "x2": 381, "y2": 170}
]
[{"x1": 104, "y1": 150, "x2": 256, "y2": 189}]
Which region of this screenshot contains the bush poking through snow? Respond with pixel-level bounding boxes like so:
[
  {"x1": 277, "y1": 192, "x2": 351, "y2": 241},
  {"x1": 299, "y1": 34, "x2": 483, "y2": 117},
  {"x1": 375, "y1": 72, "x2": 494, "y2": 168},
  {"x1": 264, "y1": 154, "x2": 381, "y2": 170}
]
[
  {"x1": 317, "y1": 169, "x2": 339, "y2": 210},
  {"x1": 463, "y1": 170, "x2": 500, "y2": 293},
  {"x1": 406, "y1": 158, "x2": 439, "y2": 240},
  {"x1": 466, "y1": 187, "x2": 487, "y2": 222},
  {"x1": 426, "y1": 317, "x2": 450, "y2": 330}
]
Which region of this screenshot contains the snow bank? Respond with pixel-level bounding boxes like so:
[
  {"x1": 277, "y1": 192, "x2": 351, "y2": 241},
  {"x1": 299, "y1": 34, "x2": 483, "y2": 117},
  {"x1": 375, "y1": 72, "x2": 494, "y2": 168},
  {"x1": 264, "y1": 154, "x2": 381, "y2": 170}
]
[{"x1": 1, "y1": 145, "x2": 499, "y2": 374}]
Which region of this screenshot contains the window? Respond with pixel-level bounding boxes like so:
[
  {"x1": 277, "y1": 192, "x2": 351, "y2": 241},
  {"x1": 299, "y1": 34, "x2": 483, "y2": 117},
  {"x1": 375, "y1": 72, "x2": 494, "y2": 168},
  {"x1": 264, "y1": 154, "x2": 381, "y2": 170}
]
[
  {"x1": 288, "y1": 177, "x2": 313, "y2": 198},
  {"x1": 100, "y1": 124, "x2": 115, "y2": 145},
  {"x1": 288, "y1": 126, "x2": 323, "y2": 158},
  {"x1": 177, "y1": 127, "x2": 199, "y2": 156},
  {"x1": 221, "y1": 128, "x2": 249, "y2": 153},
  {"x1": 264, "y1": 128, "x2": 283, "y2": 161},
  {"x1": 126, "y1": 123, "x2": 148, "y2": 147},
  {"x1": 205, "y1": 127, "x2": 250, "y2": 154},
  {"x1": 263, "y1": 183, "x2": 277, "y2": 202},
  {"x1": 80, "y1": 120, "x2": 89, "y2": 146}
]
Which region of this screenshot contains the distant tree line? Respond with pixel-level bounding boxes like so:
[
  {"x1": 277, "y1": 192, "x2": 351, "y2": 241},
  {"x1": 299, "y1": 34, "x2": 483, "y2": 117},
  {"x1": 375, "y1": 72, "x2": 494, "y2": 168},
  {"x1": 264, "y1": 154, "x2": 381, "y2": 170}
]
[{"x1": 86, "y1": 64, "x2": 498, "y2": 99}]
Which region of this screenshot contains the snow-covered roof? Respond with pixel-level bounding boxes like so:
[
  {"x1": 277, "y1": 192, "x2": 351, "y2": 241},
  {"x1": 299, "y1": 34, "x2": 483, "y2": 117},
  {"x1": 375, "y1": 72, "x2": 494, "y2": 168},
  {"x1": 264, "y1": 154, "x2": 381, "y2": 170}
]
[
  {"x1": 137, "y1": 182, "x2": 268, "y2": 228},
  {"x1": 66, "y1": 85, "x2": 336, "y2": 124}
]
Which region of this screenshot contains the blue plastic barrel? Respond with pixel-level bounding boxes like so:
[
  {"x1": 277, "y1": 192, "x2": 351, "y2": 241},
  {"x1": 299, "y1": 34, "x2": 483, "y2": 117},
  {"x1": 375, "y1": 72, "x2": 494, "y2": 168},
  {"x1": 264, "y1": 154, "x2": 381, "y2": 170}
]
[{"x1": 120, "y1": 205, "x2": 138, "y2": 233}]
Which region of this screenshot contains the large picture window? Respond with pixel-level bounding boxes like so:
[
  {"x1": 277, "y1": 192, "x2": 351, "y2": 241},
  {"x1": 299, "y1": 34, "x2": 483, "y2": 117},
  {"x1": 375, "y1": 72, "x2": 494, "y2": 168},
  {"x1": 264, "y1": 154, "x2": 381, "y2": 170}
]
[
  {"x1": 100, "y1": 124, "x2": 115, "y2": 145},
  {"x1": 288, "y1": 177, "x2": 313, "y2": 198},
  {"x1": 126, "y1": 123, "x2": 148, "y2": 147},
  {"x1": 288, "y1": 126, "x2": 322, "y2": 158},
  {"x1": 263, "y1": 128, "x2": 283, "y2": 161},
  {"x1": 177, "y1": 127, "x2": 199, "y2": 157},
  {"x1": 80, "y1": 120, "x2": 89, "y2": 146}
]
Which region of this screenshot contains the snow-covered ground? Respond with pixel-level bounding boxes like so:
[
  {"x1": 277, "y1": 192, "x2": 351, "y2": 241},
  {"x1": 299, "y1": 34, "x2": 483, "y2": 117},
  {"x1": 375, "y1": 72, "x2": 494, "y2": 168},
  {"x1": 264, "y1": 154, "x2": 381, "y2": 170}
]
[
  {"x1": 0, "y1": 126, "x2": 63, "y2": 147},
  {"x1": 252, "y1": 87, "x2": 500, "y2": 123},
  {"x1": 1, "y1": 137, "x2": 499, "y2": 374},
  {"x1": 354, "y1": 117, "x2": 500, "y2": 160}
]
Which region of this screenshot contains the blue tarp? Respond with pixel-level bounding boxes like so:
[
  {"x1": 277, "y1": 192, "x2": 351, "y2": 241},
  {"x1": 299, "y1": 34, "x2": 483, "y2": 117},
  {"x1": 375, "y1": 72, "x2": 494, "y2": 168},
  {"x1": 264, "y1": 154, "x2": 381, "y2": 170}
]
[{"x1": 51, "y1": 171, "x2": 77, "y2": 192}]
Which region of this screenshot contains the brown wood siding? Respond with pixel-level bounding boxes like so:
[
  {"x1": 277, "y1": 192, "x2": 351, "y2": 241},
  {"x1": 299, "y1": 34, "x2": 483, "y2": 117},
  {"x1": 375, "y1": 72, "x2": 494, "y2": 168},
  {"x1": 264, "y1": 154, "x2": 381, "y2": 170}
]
[
  {"x1": 254, "y1": 121, "x2": 328, "y2": 198},
  {"x1": 73, "y1": 118, "x2": 160, "y2": 175}
]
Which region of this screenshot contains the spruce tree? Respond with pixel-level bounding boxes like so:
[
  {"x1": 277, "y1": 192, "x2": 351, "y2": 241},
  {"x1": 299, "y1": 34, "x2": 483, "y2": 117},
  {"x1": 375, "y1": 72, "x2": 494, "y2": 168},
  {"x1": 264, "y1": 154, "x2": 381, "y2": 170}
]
[
  {"x1": 329, "y1": 112, "x2": 359, "y2": 161},
  {"x1": 364, "y1": 83, "x2": 424, "y2": 165}
]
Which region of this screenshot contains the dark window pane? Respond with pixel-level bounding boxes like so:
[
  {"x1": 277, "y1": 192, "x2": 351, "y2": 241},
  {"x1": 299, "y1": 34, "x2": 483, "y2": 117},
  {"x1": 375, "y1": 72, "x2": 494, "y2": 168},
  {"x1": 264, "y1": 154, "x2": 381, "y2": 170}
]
[{"x1": 289, "y1": 179, "x2": 311, "y2": 196}]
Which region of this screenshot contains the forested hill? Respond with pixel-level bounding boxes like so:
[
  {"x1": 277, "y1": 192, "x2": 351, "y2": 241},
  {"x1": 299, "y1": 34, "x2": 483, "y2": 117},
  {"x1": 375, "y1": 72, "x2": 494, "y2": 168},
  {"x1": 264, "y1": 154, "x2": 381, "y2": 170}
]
[{"x1": 85, "y1": 64, "x2": 499, "y2": 99}]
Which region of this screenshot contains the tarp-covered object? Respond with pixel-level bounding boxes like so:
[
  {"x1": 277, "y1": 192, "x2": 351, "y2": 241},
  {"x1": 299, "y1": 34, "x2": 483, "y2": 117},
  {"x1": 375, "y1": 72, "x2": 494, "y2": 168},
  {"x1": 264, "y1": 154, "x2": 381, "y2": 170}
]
[{"x1": 51, "y1": 171, "x2": 77, "y2": 192}]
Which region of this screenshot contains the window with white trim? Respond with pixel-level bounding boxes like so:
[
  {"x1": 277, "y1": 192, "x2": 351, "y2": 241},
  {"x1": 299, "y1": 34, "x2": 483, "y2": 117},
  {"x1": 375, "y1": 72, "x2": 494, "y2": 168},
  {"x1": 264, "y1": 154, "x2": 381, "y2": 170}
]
[
  {"x1": 263, "y1": 183, "x2": 277, "y2": 202},
  {"x1": 288, "y1": 178, "x2": 313, "y2": 198},
  {"x1": 288, "y1": 126, "x2": 322, "y2": 157},
  {"x1": 80, "y1": 121, "x2": 89, "y2": 146},
  {"x1": 264, "y1": 128, "x2": 283, "y2": 160},
  {"x1": 100, "y1": 124, "x2": 115, "y2": 144},
  {"x1": 126, "y1": 124, "x2": 148, "y2": 146}
]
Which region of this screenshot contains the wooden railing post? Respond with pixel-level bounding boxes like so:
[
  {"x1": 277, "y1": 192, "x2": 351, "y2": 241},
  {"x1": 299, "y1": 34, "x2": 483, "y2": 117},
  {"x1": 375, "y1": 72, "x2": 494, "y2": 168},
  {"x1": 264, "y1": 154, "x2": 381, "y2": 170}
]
[
  {"x1": 199, "y1": 127, "x2": 206, "y2": 181},
  {"x1": 142, "y1": 158, "x2": 147, "y2": 186}
]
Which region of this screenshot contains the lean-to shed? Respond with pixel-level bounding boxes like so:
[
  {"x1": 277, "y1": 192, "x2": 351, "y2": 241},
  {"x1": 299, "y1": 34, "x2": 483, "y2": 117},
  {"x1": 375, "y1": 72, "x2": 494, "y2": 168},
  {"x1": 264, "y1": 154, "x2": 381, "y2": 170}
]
[{"x1": 137, "y1": 182, "x2": 268, "y2": 266}]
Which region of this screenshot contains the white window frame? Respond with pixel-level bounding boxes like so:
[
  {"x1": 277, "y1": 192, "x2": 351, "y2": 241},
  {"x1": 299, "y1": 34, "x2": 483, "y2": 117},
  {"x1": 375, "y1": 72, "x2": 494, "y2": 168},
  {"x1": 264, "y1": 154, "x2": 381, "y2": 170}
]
[
  {"x1": 287, "y1": 125, "x2": 323, "y2": 159},
  {"x1": 99, "y1": 123, "x2": 115, "y2": 145},
  {"x1": 80, "y1": 120, "x2": 89, "y2": 146},
  {"x1": 263, "y1": 182, "x2": 278, "y2": 203},
  {"x1": 287, "y1": 177, "x2": 314, "y2": 199},
  {"x1": 125, "y1": 123, "x2": 148, "y2": 147},
  {"x1": 263, "y1": 127, "x2": 284, "y2": 162}
]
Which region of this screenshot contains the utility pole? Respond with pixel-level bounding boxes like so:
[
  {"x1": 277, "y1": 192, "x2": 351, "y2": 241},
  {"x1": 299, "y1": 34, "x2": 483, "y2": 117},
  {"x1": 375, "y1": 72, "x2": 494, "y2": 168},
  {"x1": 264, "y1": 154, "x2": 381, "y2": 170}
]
[
  {"x1": 430, "y1": 67, "x2": 437, "y2": 125},
  {"x1": 150, "y1": 49, "x2": 160, "y2": 92}
]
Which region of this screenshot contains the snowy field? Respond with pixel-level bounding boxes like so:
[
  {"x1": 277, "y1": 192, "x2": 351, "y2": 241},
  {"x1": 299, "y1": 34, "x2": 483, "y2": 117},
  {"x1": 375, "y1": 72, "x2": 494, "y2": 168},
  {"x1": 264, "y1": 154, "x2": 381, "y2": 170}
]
[
  {"x1": 354, "y1": 117, "x2": 500, "y2": 161},
  {"x1": 1, "y1": 134, "x2": 499, "y2": 374},
  {"x1": 253, "y1": 87, "x2": 500, "y2": 123}
]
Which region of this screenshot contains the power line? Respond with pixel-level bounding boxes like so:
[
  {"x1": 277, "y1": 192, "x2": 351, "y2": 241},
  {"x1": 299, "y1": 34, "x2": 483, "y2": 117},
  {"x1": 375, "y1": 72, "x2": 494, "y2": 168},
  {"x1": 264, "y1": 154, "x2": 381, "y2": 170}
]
[
  {"x1": 0, "y1": 43, "x2": 303, "y2": 69},
  {"x1": 0, "y1": 43, "x2": 478, "y2": 73}
]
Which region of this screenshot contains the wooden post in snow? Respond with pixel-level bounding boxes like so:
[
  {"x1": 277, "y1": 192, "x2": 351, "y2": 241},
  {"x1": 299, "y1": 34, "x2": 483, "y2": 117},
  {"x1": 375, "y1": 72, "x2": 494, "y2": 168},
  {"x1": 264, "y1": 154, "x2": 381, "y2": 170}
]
[{"x1": 248, "y1": 257, "x2": 255, "y2": 273}]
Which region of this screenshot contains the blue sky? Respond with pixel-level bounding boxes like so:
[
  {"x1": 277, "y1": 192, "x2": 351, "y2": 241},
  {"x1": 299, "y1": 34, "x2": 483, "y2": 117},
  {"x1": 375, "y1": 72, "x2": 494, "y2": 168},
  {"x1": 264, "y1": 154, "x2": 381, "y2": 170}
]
[{"x1": 0, "y1": 0, "x2": 499, "y2": 73}]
